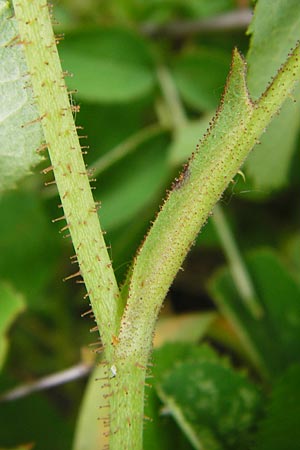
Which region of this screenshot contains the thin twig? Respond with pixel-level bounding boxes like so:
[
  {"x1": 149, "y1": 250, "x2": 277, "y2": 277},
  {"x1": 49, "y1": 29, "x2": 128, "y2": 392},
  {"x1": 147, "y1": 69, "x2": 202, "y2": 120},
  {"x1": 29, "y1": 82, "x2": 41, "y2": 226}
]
[
  {"x1": 212, "y1": 204, "x2": 263, "y2": 318},
  {"x1": 0, "y1": 362, "x2": 93, "y2": 402},
  {"x1": 141, "y1": 8, "x2": 253, "y2": 38},
  {"x1": 91, "y1": 123, "x2": 166, "y2": 176}
]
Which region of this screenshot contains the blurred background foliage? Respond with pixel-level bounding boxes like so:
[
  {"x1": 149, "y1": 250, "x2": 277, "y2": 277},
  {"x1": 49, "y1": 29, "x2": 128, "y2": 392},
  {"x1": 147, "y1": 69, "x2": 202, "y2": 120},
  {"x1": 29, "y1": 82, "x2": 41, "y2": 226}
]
[{"x1": 1, "y1": 0, "x2": 300, "y2": 449}]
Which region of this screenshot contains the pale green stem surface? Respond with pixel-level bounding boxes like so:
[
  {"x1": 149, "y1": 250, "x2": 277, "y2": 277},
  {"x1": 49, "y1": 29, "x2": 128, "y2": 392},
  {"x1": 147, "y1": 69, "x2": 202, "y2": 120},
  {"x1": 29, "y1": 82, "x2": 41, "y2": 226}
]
[
  {"x1": 157, "y1": 64, "x2": 262, "y2": 319},
  {"x1": 12, "y1": 0, "x2": 121, "y2": 355}
]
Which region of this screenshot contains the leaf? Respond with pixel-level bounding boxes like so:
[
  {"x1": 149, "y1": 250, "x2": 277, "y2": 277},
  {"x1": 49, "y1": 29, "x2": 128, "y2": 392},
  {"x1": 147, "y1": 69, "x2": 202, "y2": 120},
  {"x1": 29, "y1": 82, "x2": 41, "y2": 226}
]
[
  {"x1": 96, "y1": 131, "x2": 170, "y2": 231},
  {"x1": 153, "y1": 312, "x2": 217, "y2": 348},
  {"x1": 0, "y1": 282, "x2": 25, "y2": 370},
  {"x1": 209, "y1": 250, "x2": 300, "y2": 378},
  {"x1": 72, "y1": 365, "x2": 109, "y2": 450},
  {"x1": 144, "y1": 386, "x2": 194, "y2": 450},
  {"x1": 244, "y1": 0, "x2": 300, "y2": 191},
  {"x1": 172, "y1": 49, "x2": 231, "y2": 111},
  {"x1": 0, "y1": 190, "x2": 58, "y2": 305},
  {"x1": 0, "y1": 386, "x2": 72, "y2": 450},
  {"x1": 284, "y1": 233, "x2": 300, "y2": 285},
  {"x1": 153, "y1": 344, "x2": 261, "y2": 450},
  {"x1": 254, "y1": 365, "x2": 300, "y2": 450},
  {"x1": 0, "y1": 1, "x2": 44, "y2": 193},
  {"x1": 59, "y1": 28, "x2": 156, "y2": 103}
]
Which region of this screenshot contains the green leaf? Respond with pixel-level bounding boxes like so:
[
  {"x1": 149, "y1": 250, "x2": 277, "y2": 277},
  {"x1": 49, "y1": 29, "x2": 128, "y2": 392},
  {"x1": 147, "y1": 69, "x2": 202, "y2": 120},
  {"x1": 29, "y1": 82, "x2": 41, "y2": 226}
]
[
  {"x1": 0, "y1": 282, "x2": 25, "y2": 370},
  {"x1": 154, "y1": 344, "x2": 260, "y2": 450},
  {"x1": 144, "y1": 387, "x2": 194, "y2": 450},
  {"x1": 72, "y1": 364, "x2": 109, "y2": 450},
  {"x1": 0, "y1": 386, "x2": 72, "y2": 450},
  {"x1": 172, "y1": 49, "x2": 231, "y2": 111},
  {"x1": 254, "y1": 365, "x2": 300, "y2": 450},
  {"x1": 97, "y1": 132, "x2": 170, "y2": 231},
  {"x1": 154, "y1": 312, "x2": 217, "y2": 347},
  {"x1": 244, "y1": 0, "x2": 300, "y2": 191},
  {"x1": 168, "y1": 115, "x2": 212, "y2": 166},
  {"x1": 180, "y1": 0, "x2": 235, "y2": 18},
  {"x1": 284, "y1": 233, "x2": 300, "y2": 285},
  {"x1": 0, "y1": 190, "x2": 58, "y2": 305},
  {"x1": 59, "y1": 28, "x2": 156, "y2": 103},
  {"x1": 209, "y1": 250, "x2": 300, "y2": 378},
  {"x1": 0, "y1": 1, "x2": 43, "y2": 193}
]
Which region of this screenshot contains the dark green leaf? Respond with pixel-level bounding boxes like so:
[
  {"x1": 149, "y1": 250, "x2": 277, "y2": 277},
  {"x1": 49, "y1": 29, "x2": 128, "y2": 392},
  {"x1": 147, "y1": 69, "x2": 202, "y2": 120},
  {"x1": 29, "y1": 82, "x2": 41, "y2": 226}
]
[
  {"x1": 153, "y1": 344, "x2": 260, "y2": 450},
  {"x1": 144, "y1": 387, "x2": 194, "y2": 450},
  {"x1": 0, "y1": 282, "x2": 25, "y2": 370},
  {"x1": 96, "y1": 132, "x2": 170, "y2": 231},
  {"x1": 0, "y1": 389, "x2": 72, "y2": 450},
  {"x1": 0, "y1": 190, "x2": 58, "y2": 306},
  {"x1": 172, "y1": 49, "x2": 231, "y2": 111},
  {"x1": 254, "y1": 365, "x2": 300, "y2": 450},
  {"x1": 209, "y1": 250, "x2": 300, "y2": 378}
]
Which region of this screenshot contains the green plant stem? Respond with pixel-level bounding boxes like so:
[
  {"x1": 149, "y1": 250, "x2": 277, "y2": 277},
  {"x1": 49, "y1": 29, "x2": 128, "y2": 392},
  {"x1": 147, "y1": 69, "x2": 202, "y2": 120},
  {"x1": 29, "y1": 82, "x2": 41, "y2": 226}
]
[
  {"x1": 157, "y1": 64, "x2": 261, "y2": 319},
  {"x1": 156, "y1": 65, "x2": 188, "y2": 130},
  {"x1": 12, "y1": 0, "x2": 121, "y2": 356},
  {"x1": 110, "y1": 47, "x2": 300, "y2": 449},
  {"x1": 212, "y1": 204, "x2": 263, "y2": 318},
  {"x1": 91, "y1": 123, "x2": 166, "y2": 175}
]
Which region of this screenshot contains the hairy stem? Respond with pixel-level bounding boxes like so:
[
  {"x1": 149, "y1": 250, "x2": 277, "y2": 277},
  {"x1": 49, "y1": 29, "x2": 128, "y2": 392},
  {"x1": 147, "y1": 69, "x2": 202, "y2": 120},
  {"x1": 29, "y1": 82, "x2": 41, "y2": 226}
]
[
  {"x1": 12, "y1": 0, "x2": 121, "y2": 355},
  {"x1": 110, "y1": 46, "x2": 300, "y2": 449},
  {"x1": 157, "y1": 64, "x2": 261, "y2": 319}
]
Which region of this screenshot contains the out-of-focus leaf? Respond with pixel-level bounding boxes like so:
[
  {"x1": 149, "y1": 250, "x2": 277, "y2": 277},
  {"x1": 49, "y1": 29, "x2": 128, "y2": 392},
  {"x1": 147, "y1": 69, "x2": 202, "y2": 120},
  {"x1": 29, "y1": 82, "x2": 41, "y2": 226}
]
[
  {"x1": 0, "y1": 190, "x2": 58, "y2": 306},
  {"x1": 254, "y1": 365, "x2": 300, "y2": 450},
  {"x1": 168, "y1": 116, "x2": 212, "y2": 166},
  {"x1": 59, "y1": 28, "x2": 156, "y2": 103},
  {"x1": 0, "y1": 1, "x2": 43, "y2": 193},
  {"x1": 0, "y1": 282, "x2": 25, "y2": 370},
  {"x1": 139, "y1": 0, "x2": 235, "y2": 27},
  {"x1": 96, "y1": 132, "x2": 170, "y2": 231},
  {"x1": 144, "y1": 385, "x2": 194, "y2": 450},
  {"x1": 209, "y1": 250, "x2": 300, "y2": 378},
  {"x1": 0, "y1": 388, "x2": 72, "y2": 450},
  {"x1": 153, "y1": 343, "x2": 260, "y2": 450},
  {"x1": 72, "y1": 364, "x2": 109, "y2": 450},
  {"x1": 79, "y1": 100, "x2": 150, "y2": 165},
  {"x1": 172, "y1": 49, "x2": 231, "y2": 111},
  {"x1": 284, "y1": 233, "x2": 300, "y2": 285},
  {"x1": 153, "y1": 312, "x2": 216, "y2": 348},
  {"x1": 244, "y1": 0, "x2": 300, "y2": 191},
  {"x1": 180, "y1": 0, "x2": 235, "y2": 18}
]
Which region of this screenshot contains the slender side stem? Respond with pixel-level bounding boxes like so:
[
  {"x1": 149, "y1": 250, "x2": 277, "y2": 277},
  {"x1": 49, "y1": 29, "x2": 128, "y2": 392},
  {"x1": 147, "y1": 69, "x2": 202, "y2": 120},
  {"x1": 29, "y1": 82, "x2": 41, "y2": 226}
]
[
  {"x1": 13, "y1": 0, "x2": 121, "y2": 355},
  {"x1": 156, "y1": 65, "x2": 188, "y2": 130},
  {"x1": 157, "y1": 64, "x2": 261, "y2": 319},
  {"x1": 212, "y1": 204, "x2": 263, "y2": 318},
  {"x1": 0, "y1": 362, "x2": 92, "y2": 402},
  {"x1": 91, "y1": 124, "x2": 166, "y2": 175}
]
